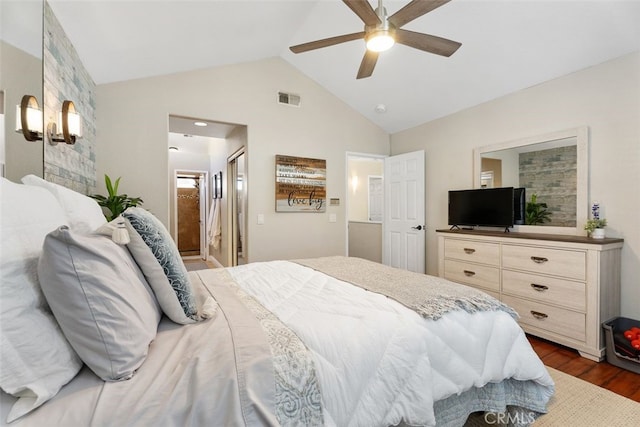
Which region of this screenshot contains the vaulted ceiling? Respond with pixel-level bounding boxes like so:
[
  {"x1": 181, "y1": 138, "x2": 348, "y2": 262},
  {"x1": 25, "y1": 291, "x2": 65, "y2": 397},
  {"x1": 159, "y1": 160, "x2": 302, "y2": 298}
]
[{"x1": 48, "y1": 0, "x2": 640, "y2": 134}]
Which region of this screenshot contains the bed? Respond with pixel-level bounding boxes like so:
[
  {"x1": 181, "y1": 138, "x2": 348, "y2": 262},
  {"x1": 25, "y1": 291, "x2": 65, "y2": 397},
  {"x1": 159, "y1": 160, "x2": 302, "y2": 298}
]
[{"x1": 0, "y1": 176, "x2": 554, "y2": 426}]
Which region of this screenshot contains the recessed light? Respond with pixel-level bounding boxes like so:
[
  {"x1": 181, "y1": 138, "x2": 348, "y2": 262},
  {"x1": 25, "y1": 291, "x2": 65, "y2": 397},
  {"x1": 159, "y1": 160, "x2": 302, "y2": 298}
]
[
  {"x1": 169, "y1": 146, "x2": 179, "y2": 151},
  {"x1": 194, "y1": 121, "x2": 207, "y2": 127}
]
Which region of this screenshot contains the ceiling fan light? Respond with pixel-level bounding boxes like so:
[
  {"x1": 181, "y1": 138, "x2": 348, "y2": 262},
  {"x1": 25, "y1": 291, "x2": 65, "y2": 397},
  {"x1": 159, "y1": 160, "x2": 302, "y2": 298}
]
[{"x1": 366, "y1": 30, "x2": 395, "y2": 52}]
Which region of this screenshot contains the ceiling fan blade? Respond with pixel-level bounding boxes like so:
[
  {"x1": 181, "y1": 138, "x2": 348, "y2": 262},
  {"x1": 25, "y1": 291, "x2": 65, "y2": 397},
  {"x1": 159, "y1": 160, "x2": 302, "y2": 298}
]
[
  {"x1": 343, "y1": 0, "x2": 381, "y2": 27},
  {"x1": 395, "y1": 29, "x2": 461, "y2": 57},
  {"x1": 290, "y1": 32, "x2": 365, "y2": 54},
  {"x1": 357, "y1": 50, "x2": 379, "y2": 79},
  {"x1": 388, "y1": 0, "x2": 451, "y2": 28}
]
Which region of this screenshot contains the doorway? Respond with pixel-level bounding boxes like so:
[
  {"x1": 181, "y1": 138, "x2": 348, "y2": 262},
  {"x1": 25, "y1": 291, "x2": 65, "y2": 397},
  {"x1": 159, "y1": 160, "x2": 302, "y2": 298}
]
[
  {"x1": 346, "y1": 153, "x2": 386, "y2": 262},
  {"x1": 175, "y1": 171, "x2": 208, "y2": 259}
]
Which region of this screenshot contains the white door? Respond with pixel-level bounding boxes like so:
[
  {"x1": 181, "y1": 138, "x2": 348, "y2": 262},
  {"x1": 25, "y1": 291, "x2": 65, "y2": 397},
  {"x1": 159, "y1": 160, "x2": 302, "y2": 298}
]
[
  {"x1": 383, "y1": 150, "x2": 425, "y2": 273},
  {"x1": 368, "y1": 176, "x2": 383, "y2": 222}
]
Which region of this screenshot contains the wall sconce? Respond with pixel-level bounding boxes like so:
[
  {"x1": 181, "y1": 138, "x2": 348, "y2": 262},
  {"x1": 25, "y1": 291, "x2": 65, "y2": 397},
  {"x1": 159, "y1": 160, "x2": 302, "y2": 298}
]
[
  {"x1": 351, "y1": 175, "x2": 359, "y2": 193},
  {"x1": 47, "y1": 100, "x2": 82, "y2": 145},
  {"x1": 15, "y1": 95, "x2": 43, "y2": 142}
]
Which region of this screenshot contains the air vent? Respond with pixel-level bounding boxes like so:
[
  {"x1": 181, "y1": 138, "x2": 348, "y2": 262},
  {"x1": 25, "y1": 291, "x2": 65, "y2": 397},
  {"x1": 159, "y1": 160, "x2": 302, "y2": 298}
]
[{"x1": 277, "y1": 91, "x2": 301, "y2": 107}]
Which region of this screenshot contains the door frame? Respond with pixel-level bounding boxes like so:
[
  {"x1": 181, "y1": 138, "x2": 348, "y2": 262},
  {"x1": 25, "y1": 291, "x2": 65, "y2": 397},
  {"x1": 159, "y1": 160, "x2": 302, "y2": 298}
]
[
  {"x1": 227, "y1": 147, "x2": 247, "y2": 266},
  {"x1": 345, "y1": 152, "x2": 388, "y2": 256},
  {"x1": 172, "y1": 169, "x2": 209, "y2": 260}
]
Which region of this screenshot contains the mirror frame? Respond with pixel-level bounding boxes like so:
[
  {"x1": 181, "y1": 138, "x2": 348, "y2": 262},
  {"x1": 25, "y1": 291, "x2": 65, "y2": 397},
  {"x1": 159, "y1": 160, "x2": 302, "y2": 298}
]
[{"x1": 473, "y1": 126, "x2": 589, "y2": 236}]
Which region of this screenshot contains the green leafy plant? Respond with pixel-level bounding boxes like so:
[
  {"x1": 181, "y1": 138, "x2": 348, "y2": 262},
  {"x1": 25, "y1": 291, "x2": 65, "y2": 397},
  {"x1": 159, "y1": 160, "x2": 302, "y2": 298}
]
[
  {"x1": 584, "y1": 218, "x2": 607, "y2": 234},
  {"x1": 525, "y1": 193, "x2": 552, "y2": 225},
  {"x1": 90, "y1": 174, "x2": 143, "y2": 221}
]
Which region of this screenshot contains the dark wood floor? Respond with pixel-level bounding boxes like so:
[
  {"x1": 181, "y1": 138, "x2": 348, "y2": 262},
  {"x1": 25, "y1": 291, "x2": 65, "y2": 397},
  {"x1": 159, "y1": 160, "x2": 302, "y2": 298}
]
[{"x1": 527, "y1": 335, "x2": 640, "y2": 402}]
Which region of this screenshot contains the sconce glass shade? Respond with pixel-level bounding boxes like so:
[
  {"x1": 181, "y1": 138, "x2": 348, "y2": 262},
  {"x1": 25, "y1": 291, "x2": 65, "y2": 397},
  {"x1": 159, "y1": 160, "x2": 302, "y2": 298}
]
[
  {"x1": 15, "y1": 95, "x2": 43, "y2": 142},
  {"x1": 60, "y1": 107, "x2": 82, "y2": 138},
  {"x1": 366, "y1": 30, "x2": 395, "y2": 52},
  {"x1": 47, "y1": 100, "x2": 82, "y2": 145}
]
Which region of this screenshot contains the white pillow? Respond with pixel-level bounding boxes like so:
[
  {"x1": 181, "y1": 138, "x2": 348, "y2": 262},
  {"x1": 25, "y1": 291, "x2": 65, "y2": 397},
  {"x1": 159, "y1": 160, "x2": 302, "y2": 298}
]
[
  {"x1": 39, "y1": 226, "x2": 162, "y2": 381},
  {"x1": 0, "y1": 178, "x2": 82, "y2": 423},
  {"x1": 21, "y1": 174, "x2": 106, "y2": 233}
]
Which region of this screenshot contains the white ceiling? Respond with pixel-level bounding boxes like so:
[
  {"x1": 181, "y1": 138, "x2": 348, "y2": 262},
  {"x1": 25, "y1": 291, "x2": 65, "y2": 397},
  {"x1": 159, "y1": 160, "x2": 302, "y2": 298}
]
[
  {"x1": 168, "y1": 115, "x2": 238, "y2": 139},
  {"x1": 48, "y1": 0, "x2": 640, "y2": 134}
]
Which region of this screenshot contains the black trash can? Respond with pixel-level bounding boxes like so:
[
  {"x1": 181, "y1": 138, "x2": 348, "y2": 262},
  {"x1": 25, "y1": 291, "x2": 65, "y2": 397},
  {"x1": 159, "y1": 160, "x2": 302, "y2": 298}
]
[{"x1": 602, "y1": 317, "x2": 640, "y2": 374}]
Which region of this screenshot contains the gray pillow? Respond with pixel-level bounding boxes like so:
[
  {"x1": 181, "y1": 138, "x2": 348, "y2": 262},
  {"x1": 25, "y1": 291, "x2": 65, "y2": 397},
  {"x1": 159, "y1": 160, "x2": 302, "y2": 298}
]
[
  {"x1": 38, "y1": 226, "x2": 162, "y2": 381},
  {"x1": 122, "y1": 207, "x2": 201, "y2": 324}
]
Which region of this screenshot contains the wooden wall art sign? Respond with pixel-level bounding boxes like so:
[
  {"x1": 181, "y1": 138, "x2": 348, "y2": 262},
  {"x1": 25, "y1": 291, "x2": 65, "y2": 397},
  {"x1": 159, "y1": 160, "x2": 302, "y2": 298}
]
[{"x1": 275, "y1": 155, "x2": 326, "y2": 212}]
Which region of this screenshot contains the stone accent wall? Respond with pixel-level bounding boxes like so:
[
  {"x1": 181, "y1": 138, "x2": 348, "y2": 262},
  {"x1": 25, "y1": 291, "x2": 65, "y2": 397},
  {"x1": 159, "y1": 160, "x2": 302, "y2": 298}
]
[
  {"x1": 519, "y1": 145, "x2": 577, "y2": 227},
  {"x1": 43, "y1": 2, "x2": 96, "y2": 194}
]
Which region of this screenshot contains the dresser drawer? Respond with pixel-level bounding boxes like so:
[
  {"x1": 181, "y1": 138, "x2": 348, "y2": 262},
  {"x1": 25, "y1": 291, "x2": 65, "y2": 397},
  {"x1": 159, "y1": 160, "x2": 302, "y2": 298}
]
[
  {"x1": 444, "y1": 259, "x2": 500, "y2": 292},
  {"x1": 502, "y1": 245, "x2": 586, "y2": 280},
  {"x1": 502, "y1": 295, "x2": 586, "y2": 341},
  {"x1": 444, "y1": 239, "x2": 500, "y2": 266},
  {"x1": 502, "y1": 270, "x2": 586, "y2": 311}
]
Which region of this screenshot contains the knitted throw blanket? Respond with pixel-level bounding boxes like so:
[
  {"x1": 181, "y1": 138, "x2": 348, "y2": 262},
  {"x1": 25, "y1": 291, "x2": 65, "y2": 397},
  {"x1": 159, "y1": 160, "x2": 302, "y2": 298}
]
[{"x1": 294, "y1": 256, "x2": 517, "y2": 321}]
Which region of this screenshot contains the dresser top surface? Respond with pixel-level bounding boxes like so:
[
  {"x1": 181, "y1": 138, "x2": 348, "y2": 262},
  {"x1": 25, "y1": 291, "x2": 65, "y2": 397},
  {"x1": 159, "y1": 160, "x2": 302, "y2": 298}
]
[{"x1": 436, "y1": 228, "x2": 624, "y2": 245}]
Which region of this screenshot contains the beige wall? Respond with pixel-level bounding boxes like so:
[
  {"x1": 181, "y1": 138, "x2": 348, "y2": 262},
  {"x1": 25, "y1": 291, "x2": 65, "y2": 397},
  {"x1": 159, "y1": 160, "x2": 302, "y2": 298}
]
[
  {"x1": 348, "y1": 222, "x2": 382, "y2": 263},
  {"x1": 391, "y1": 52, "x2": 640, "y2": 319},
  {"x1": 96, "y1": 58, "x2": 389, "y2": 263}
]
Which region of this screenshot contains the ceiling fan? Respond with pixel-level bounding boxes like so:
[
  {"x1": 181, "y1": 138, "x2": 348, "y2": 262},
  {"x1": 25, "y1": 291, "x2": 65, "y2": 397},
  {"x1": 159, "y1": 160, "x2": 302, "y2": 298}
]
[{"x1": 289, "y1": 0, "x2": 461, "y2": 79}]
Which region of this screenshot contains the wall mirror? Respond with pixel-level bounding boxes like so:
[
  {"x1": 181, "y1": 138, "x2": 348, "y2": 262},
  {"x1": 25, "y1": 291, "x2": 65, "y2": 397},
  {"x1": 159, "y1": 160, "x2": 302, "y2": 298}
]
[
  {"x1": 0, "y1": 0, "x2": 44, "y2": 181},
  {"x1": 473, "y1": 126, "x2": 588, "y2": 235}
]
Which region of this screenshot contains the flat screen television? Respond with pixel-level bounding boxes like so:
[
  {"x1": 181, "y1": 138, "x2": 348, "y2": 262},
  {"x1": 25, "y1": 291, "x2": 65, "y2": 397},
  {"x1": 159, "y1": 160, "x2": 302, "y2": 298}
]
[{"x1": 448, "y1": 187, "x2": 515, "y2": 229}]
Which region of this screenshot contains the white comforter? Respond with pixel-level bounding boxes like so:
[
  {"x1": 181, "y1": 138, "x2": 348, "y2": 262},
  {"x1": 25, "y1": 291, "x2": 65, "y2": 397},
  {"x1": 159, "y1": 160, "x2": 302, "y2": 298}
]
[{"x1": 228, "y1": 260, "x2": 554, "y2": 427}]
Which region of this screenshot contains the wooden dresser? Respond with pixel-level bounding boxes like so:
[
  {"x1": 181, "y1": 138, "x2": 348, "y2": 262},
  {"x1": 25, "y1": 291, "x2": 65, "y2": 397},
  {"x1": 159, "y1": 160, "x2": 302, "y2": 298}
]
[{"x1": 436, "y1": 229, "x2": 624, "y2": 361}]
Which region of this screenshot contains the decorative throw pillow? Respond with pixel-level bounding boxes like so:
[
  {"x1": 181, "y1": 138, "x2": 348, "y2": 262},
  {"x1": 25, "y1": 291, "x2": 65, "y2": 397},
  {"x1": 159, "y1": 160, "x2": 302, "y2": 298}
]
[
  {"x1": 38, "y1": 226, "x2": 162, "y2": 381},
  {"x1": 122, "y1": 207, "x2": 201, "y2": 324},
  {"x1": 21, "y1": 174, "x2": 106, "y2": 232},
  {"x1": 0, "y1": 178, "x2": 82, "y2": 423}
]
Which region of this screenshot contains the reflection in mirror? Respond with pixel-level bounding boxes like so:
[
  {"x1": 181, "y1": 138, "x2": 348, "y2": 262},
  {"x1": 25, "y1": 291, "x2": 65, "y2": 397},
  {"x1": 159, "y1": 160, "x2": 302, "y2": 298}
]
[
  {"x1": 232, "y1": 153, "x2": 246, "y2": 266},
  {"x1": 474, "y1": 127, "x2": 588, "y2": 235},
  {"x1": 481, "y1": 137, "x2": 577, "y2": 227},
  {"x1": 0, "y1": 0, "x2": 44, "y2": 180}
]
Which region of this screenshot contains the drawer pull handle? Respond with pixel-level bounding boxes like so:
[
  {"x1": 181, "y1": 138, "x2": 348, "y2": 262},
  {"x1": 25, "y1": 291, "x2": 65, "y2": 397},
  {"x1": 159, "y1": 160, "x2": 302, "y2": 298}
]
[
  {"x1": 530, "y1": 283, "x2": 549, "y2": 292},
  {"x1": 463, "y1": 248, "x2": 476, "y2": 254},
  {"x1": 530, "y1": 310, "x2": 548, "y2": 320},
  {"x1": 531, "y1": 256, "x2": 549, "y2": 264},
  {"x1": 463, "y1": 270, "x2": 476, "y2": 277}
]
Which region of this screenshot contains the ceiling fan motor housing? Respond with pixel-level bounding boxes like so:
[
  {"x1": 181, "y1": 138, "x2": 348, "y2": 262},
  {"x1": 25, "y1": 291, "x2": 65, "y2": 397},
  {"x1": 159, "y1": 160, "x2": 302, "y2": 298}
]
[{"x1": 289, "y1": 0, "x2": 462, "y2": 79}]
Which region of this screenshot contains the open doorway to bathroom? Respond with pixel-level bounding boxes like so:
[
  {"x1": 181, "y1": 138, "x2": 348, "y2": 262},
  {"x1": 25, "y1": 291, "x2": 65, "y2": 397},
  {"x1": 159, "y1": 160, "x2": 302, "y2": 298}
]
[
  {"x1": 168, "y1": 115, "x2": 247, "y2": 268},
  {"x1": 175, "y1": 172, "x2": 207, "y2": 259}
]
